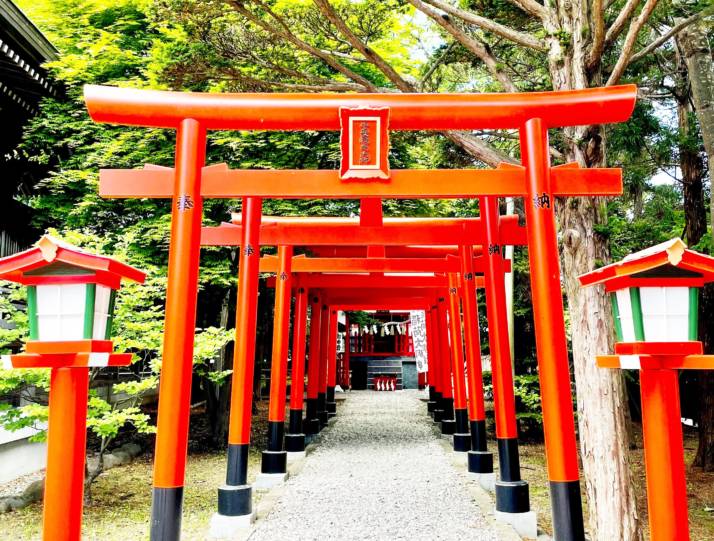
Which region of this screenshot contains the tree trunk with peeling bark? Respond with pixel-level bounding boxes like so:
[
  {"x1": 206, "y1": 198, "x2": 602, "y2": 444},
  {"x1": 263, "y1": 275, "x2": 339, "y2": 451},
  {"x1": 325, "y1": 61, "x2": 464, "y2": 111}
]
[
  {"x1": 676, "y1": 19, "x2": 714, "y2": 471},
  {"x1": 544, "y1": 5, "x2": 642, "y2": 538}
]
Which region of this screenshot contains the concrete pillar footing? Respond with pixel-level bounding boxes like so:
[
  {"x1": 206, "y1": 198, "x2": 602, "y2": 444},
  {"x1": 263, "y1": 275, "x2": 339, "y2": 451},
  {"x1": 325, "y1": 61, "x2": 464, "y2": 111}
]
[
  {"x1": 468, "y1": 471, "x2": 496, "y2": 493},
  {"x1": 253, "y1": 472, "x2": 289, "y2": 490},
  {"x1": 286, "y1": 450, "x2": 306, "y2": 462},
  {"x1": 494, "y1": 510, "x2": 538, "y2": 539},
  {"x1": 208, "y1": 511, "x2": 256, "y2": 539}
]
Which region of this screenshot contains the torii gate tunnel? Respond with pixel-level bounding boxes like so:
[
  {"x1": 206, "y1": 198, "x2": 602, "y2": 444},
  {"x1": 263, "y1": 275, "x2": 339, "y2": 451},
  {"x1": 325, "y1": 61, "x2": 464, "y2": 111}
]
[{"x1": 84, "y1": 83, "x2": 637, "y2": 541}]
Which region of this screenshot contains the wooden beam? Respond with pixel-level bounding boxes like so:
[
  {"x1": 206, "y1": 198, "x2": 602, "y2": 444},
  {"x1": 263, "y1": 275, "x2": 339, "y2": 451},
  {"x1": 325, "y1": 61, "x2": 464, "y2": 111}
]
[{"x1": 100, "y1": 164, "x2": 622, "y2": 200}]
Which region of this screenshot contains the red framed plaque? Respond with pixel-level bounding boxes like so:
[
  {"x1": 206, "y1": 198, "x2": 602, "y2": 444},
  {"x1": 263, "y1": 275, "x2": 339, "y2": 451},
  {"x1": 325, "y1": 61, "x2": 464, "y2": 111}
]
[{"x1": 339, "y1": 107, "x2": 390, "y2": 179}]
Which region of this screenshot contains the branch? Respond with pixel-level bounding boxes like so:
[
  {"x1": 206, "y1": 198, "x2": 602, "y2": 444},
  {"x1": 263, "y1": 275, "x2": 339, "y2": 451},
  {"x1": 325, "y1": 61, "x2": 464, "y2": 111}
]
[
  {"x1": 227, "y1": 0, "x2": 377, "y2": 90},
  {"x1": 629, "y1": 8, "x2": 714, "y2": 64},
  {"x1": 419, "y1": 0, "x2": 545, "y2": 50},
  {"x1": 444, "y1": 131, "x2": 517, "y2": 167},
  {"x1": 312, "y1": 0, "x2": 416, "y2": 92},
  {"x1": 604, "y1": 0, "x2": 640, "y2": 46},
  {"x1": 607, "y1": 0, "x2": 661, "y2": 85},
  {"x1": 409, "y1": 0, "x2": 518, "y2": 92},
  {"x1": 587, "y1": 0, "x2": 606, "y2": 69},
  {"x1": 505, "y1": 0, "x2": 550, "y2": 20},
  {"x1": 420, "y1": 42, "x2": 456, "y2": 90}
]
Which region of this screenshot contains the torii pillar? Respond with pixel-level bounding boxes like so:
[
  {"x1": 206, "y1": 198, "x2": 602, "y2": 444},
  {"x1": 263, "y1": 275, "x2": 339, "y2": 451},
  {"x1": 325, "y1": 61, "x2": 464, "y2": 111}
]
[
  {"x1": 285, "y1": 283, "x2": 308, "y2": 457},
  {"x1": 256, "y1": 245, "x2": 293, "y2": 487},
  {"x1": 304, "y1": 293, "x2": 322, "y2": 436},
  {"x1": 447, "y1": 273, "x2": 471, "y2": 452},
  {"x1": 436, "y1": 296, "x2": 455, "y2": 434},
  {"x1": 458, "y1": 245, "x2": 493, "y2": 477},
  {"x1": 317, "y1": 303, "x2": 330, "y2": 427},
  {"x1": 210, "y1": 197, "x2": 262, "y2": 535},
  {"x1": 521, "y1": 121, "x2": 583, "y2": 540},
  {"x1": 481, "y1": 196, "x2": 534, "y2": 535},
  {"x1": 326, "y1": 308, "x2": 339, "y2": 417},
  {"x1": 426, "y1": 304, "x2": 441, "y2": 415}
]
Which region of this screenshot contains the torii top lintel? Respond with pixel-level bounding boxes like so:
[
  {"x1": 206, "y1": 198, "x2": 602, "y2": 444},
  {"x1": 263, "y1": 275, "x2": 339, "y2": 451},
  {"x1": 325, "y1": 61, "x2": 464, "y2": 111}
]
[{"x1": 84, "y1": 84, "x2": 637, "y2": 131}]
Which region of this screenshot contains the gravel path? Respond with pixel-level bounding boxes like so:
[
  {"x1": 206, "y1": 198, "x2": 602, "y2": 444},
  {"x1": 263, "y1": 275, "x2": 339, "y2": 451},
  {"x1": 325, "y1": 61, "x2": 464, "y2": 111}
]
[{"x1": 249, "y1": 390, "x2": 498, "y2": 541}]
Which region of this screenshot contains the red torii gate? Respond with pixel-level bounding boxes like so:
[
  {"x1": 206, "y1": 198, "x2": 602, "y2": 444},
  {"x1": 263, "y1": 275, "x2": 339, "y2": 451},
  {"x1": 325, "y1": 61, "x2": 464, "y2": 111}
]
[{"x1": 84, "y1": 83, "x2": 636, "y2": 541}]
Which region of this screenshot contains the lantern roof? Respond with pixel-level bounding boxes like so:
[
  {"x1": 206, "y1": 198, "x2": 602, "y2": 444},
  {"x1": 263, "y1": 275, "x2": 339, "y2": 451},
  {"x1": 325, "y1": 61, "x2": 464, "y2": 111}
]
[
  {"x1": 0, "y1": 235, "x2": 146, "y2": 286},
  {"x1": 579, "y1": 238, "x2": 714, "y2": 288}
]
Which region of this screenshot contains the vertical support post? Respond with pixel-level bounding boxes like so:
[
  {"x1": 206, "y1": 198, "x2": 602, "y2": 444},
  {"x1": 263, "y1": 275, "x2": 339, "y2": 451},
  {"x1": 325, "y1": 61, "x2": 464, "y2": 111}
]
[
  {"x1": 437, "y1": 296, "x2": 455, "y2": 434},
  {"x1": 426, "y1": 305, "x2": 440, "y2": 415},
  {"x1": 447, "y1": 273, "x2": 471, "y2": 451},
  {"x1": 151, "y1": 119, "x2": 206, "y2": 541},
  {"x1": 481, "y1": 196, "x2": 530, "y2": 516},
  {"x1": 459, "y1": 245, "x2": 493, "y2": 473},
  {"x1": 261, "y1": 245, "x2": 293, "y2": 477},
  {"x1": 521, "y1": 118, "x2": 584, "y2": 540},
  {"x1": 317, "y1": 304, "x2": 330, "y2": 427},
  {"x1": 213, "y1": 197, "x2": 262, "y2": 531},
  {"x1": 326, "y1": 309, "x2": 339, "y2": 417},
  {"x1": 640, "y1": 368, "x2": 689, "y2": 541},
  {"x1": 343, "y1": 315, "x2": 351, "y2": 389},
  {"x1": 285, "y1": 282, "x2": 308, "y2": 454},
  {"x1": 42, "y1": 367, "x2": 89, "y2": 541},
  {"x1": 304, "y1": 293, "x2": 322, "y2": 436}
]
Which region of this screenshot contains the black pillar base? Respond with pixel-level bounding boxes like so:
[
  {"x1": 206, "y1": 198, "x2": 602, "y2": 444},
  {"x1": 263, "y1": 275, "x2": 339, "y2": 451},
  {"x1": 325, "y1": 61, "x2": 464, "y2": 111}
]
[
  {"x1": 433, "y1": 409, "x2": 445, "y2": 423},
  {"x1": 150, "y1": 486, "x2": 183, "y2": 541},
  {"x1": 260, "y1": 450, "x2": 287, "y2": 474},
  {"x1": 427, "y1": 401, "x2": 438, "y2": 413},
  {"x1": 495, "y1": 480, "x2": 531, "y2": 514},
  {"x1": 318, "y1": 410, "x2": 329, "y2": 427},
  {"x1": 497, "y1": 437, "x2": 522, "y2": 483},
  {"x1": 304, "y1": 418, "x2": 320, "y2": 435},
  {"x1": 549, "y1": 480, "x2": 585, "y2": 541},
  {"x1": 441, "y1": 419, "x2": 456, "y2": 435},
  {"x1": 440, "y1": 397, "x2": 454, "y2": 418},
  {"x1": 217, "y1": 484, "x2": 252, "y2": 516},
  {"x1": 453, "y1": 432, "x2": 471, "y2": 452},
  {"x1": 468, "y1": 450, "x2": 494, "y2": 474},
  {"x1": 326, "y1": 401, "x2": 337, "y2": 415},
  {"x1": 285, "y1": 433, "x2": 306, "y2": 453}
]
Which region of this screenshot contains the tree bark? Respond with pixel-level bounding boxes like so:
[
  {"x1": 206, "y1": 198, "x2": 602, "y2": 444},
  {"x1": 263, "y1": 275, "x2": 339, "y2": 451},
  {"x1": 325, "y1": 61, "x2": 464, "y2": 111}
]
[
  {"x1": 546, "y1": 4, "x2": 643, "y2": 537},
  {"x1": 677, "y1": 19, "x2": 714, "y2": 471}
]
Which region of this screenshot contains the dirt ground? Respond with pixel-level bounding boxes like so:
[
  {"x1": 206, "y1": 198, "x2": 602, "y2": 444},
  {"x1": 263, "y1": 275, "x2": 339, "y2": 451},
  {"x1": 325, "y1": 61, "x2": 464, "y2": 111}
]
[
  {"x1": 516, "y1": 426, "x2": 714, "y2": 540},
  {"x1": 2, "y1": 398, "x2": 713, "y2": 540}
]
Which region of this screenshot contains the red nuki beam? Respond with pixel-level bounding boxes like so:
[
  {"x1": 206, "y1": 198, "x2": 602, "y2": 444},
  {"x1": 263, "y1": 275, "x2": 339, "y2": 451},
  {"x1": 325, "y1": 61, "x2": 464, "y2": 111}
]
[
  {"x1": 101, "y1": 163, "x2": 622, "y2": 200},
  {"x1": 267, "y1": 275, "x2": 469, "y2": 290},
  {"x1": 202, "y1": 215, "x2": 526, "y2": 247},
  {"x1": 307, "y1": 246, "x2": 482, "y2": 258},
  {"x1": 267, "y1": 246, "x2": 292, "y2": 423},
  {"x1": 85, "y1": 84, "x2": 637, "y2": 130}
]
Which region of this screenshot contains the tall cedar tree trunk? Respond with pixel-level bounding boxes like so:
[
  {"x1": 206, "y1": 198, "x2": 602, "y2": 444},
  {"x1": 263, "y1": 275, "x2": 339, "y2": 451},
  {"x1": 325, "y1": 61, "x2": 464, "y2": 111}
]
[
  {"x1": 544, "y1": 6, "x2": 642, "y2": 539},
  {"x1": 677, "y1": 20, "x2": 714, "y2": 471}
]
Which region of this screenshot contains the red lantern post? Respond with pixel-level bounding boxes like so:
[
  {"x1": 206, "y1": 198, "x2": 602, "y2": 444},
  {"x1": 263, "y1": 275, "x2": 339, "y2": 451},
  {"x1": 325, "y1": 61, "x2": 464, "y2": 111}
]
[{"x1": 0, "y1": 236, "x2": 145, "y2": 541}]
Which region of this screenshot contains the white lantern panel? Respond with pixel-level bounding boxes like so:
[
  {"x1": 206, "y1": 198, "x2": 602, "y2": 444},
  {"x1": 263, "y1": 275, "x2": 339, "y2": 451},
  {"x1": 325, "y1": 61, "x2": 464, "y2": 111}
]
[
  {"x1": 615, "y1": 289, "x2": 636, "y2": 342},
  {"x1": 35, "y1": 284, "x2": 87, "y2": 341},
  {"x1": 93, "y1": 285, "x2": 112, "y2": 340},
  {"x1": 639, "y1": 286, "x2": 689, "y2": 341}
]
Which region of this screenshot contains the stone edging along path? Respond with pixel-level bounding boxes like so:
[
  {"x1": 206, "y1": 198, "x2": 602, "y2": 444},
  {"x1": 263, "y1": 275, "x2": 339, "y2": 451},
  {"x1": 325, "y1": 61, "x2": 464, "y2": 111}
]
[{"x1": 230, "y1": 390, "x2": 522, "y2": 541}]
